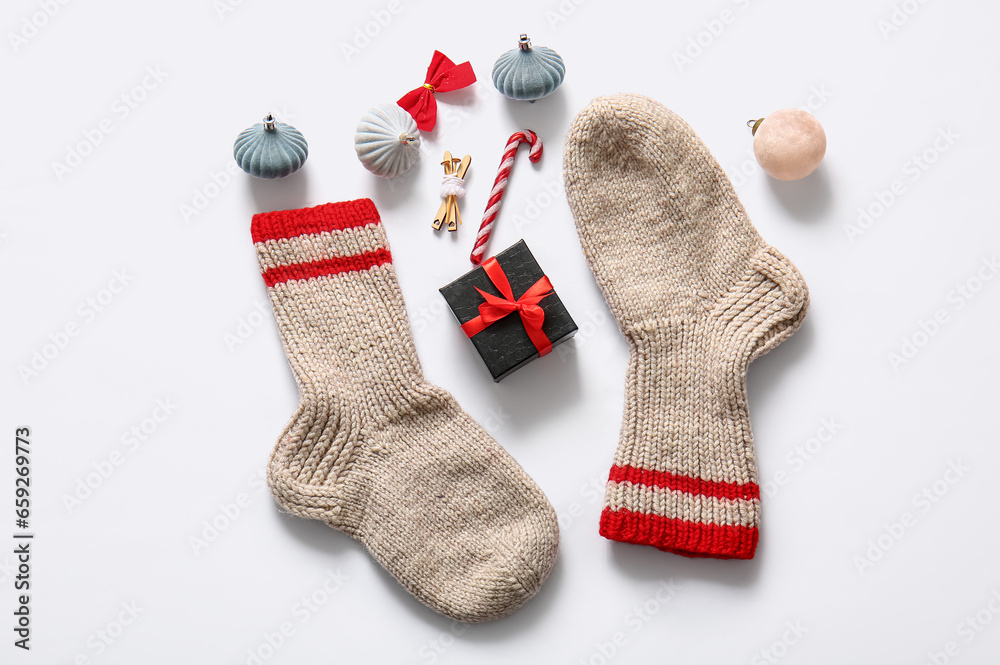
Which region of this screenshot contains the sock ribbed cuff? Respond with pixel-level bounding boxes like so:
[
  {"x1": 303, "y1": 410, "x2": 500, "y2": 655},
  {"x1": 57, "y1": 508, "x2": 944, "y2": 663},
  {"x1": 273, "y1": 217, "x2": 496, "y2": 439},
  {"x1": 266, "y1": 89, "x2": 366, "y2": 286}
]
[
  {"x1": 251, "y1": 199, "x2": 390, "y2": 287},
  {"x1": 251, "y1": 198, "x2": 379, "y2": 244},
  {"x1": 599, "y1": 464, "x2": 759, "y2": 559},
  {"x1": 596, "y1": 320, "x2": 764, "y2": 560}
]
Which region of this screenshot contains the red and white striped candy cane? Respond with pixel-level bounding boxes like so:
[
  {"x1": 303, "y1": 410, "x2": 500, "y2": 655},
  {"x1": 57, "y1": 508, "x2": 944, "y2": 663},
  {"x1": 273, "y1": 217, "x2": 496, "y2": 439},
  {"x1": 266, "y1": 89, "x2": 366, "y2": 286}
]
[{"x1": 470, "y1": 130, "x2": 543, "y2": 265}]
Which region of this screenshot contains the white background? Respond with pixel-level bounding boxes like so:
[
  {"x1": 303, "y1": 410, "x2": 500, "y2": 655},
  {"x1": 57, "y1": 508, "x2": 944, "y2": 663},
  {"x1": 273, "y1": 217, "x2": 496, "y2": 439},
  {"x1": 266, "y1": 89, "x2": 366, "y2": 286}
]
[{"x1": 2, "y1": 0, "x2": 999, "y2": 663}]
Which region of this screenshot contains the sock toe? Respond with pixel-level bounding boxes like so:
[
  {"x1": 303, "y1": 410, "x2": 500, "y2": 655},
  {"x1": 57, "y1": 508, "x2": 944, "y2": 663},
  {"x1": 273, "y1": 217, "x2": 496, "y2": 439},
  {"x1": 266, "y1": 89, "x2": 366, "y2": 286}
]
[
  {"x1": 374, "y1": 501, "x2": 559, "y2": 623},
  {"x1": 492, "y1": 500, "x2": 560, "y2": 605},
  {"x1": 452, "y1": 513, "x2": 559, "y2": 622}
]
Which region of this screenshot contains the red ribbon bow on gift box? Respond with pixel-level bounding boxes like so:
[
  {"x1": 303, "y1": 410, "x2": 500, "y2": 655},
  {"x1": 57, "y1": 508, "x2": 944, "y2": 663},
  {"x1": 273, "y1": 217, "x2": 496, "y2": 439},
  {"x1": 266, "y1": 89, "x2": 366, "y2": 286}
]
[
  {"x1": 460, "y1": 256, "x2": 555, "y2": 357},
  {"x1": 397, "y1": 51, "x2": 476, "y2": 132}
]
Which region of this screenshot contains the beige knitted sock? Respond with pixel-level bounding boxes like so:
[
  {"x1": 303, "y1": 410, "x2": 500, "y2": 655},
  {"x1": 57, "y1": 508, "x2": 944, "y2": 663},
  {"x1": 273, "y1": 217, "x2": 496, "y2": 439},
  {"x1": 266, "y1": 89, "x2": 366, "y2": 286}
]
[
  {"x1": 563, "y1": 94, "x2": 809, "y2": 559},
  {"x1": 250, "y1": 199, "x2": 558, "y2": 621}
]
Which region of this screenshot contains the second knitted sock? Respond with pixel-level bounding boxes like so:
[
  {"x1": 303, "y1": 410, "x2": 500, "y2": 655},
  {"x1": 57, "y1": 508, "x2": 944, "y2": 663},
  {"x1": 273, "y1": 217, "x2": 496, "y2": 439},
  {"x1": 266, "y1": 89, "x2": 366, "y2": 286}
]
[
  {"x1": 563, "y1": 94, "x2": 809, "y2": 559},
  {"x1": 252, "y1": 199, "x2": 559, "y2": 620}
]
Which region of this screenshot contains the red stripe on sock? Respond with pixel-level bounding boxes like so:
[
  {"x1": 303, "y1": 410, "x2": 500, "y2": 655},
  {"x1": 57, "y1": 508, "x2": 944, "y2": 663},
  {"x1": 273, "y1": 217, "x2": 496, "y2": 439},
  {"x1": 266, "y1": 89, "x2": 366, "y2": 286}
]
[
  {"x1": 600, "y1": 507, "x2": 758, "y2": 559},
  {"x1": 262, "y1": 248, "x2": 392, "y2": 287},
  {"x1": 608, "y1": 464, "x2": 760, "y2": 501},
  {"x1": 251, "y1": 199, "x2": 380, "y2": 244}
]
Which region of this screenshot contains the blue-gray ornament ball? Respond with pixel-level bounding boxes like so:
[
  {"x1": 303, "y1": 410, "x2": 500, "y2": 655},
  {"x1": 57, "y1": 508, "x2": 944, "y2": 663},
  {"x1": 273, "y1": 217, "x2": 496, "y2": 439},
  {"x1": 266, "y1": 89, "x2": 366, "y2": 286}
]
[
  {"x1": 492, "y1": 34, "x2": 565, "y2": 102},
  {"x1": 233, "y1": 114, "x2": 308, "y2": 179}
]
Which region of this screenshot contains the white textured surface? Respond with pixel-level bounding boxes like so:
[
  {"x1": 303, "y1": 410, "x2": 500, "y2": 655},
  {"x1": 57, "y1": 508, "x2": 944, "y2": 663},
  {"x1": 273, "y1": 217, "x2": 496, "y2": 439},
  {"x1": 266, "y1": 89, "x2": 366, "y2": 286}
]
[{"x1": 1, "y1": 0, "x2": 998, "y2": 663}]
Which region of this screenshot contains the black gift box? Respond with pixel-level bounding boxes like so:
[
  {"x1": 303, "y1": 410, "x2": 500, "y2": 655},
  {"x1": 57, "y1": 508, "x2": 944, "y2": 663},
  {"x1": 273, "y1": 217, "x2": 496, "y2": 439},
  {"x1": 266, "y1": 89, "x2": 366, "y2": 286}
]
[{"x1": 439, "y1": 240, "x2": 577, "y2": 381}]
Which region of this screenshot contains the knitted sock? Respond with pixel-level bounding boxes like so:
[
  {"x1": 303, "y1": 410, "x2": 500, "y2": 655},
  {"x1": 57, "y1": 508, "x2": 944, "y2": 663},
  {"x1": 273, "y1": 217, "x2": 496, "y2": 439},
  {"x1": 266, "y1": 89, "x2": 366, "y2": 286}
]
[
  {"x1": 563, "y1": 94, "x2": 809, "y2": 560},
  {"x1": 251, "y1": 199, "x2": 558, "y2": 621}
]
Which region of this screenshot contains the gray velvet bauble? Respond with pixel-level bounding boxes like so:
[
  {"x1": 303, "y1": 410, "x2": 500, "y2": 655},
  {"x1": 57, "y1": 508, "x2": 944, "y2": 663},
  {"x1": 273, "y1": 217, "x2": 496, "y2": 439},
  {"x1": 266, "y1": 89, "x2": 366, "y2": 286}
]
[
  {"x1": 492, "y1": 35, "x2": 565, "y2": 101},
  {"x1": 233, "y1": 115, "x2": 308, "y2": 179},
  {"x1": 354, "y1": 103, "x2": 421, "y2": 178}
]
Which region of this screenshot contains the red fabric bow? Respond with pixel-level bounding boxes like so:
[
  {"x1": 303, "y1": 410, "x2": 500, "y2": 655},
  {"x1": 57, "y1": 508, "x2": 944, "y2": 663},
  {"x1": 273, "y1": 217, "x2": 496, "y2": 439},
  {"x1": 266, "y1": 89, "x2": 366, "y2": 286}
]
[
  {"x1": 397, "y1": 51, "x2": 476, "y2": 132},
  {"x1": 460, "y1": 256, "x2": 555, "y2": 357}
]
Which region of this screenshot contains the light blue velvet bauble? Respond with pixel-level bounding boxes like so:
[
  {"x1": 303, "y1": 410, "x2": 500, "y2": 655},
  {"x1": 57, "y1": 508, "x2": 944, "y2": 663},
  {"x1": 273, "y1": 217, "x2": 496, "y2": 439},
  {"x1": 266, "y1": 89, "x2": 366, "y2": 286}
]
[
  {"x1": 233, "y1": 115, "x2": 308, "y2": 179},
  {"x1": 354, "y1": 103, "x2": 421, "y2": 178},
  {"x1": 492, "y1": 35, "x2": 565, "y2": 102}
]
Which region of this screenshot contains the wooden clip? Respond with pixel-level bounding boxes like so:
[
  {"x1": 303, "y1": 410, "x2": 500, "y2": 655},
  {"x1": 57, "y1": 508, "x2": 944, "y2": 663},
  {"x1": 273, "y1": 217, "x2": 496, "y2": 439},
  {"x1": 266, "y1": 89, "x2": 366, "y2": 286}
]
[
  {"x1": 432, "y1": 151, "x2": 455, "y2": 230},
  {"x1": 447, "y1": 154, "x2": 472, "y2": 232},
  {"x1": 433, "y1": 151, "x2": 471, "y2": 232}
]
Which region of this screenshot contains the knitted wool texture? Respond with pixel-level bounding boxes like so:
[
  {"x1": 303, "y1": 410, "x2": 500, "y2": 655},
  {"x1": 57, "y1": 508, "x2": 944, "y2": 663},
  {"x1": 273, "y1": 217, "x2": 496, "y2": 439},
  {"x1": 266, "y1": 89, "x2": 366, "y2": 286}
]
[
  {"x1": 563, "y1": 94, "x2": 809, "y2": 559},
  {"x1": 251, "y1": 199, "x2": 559, "y2": 621}
]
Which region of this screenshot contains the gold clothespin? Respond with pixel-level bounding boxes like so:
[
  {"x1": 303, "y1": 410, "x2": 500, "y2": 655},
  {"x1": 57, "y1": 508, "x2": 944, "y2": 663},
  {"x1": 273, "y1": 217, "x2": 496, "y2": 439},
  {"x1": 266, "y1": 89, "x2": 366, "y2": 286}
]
[
  {"x1": 432, "y1": 152, "x2": 455, "y2": 230},
  {"x1": 433, "y1": 151, "x2": 471, "y2": 232},
  {"x1": 447, "y1": 154, "x2": 472, "y2": 232}
]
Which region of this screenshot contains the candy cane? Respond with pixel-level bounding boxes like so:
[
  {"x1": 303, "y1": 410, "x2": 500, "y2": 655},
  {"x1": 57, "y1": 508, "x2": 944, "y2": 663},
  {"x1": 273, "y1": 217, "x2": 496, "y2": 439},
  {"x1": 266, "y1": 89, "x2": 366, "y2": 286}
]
[{"x1": 470, "y1": 130, "x2": 543, "y2": 265}]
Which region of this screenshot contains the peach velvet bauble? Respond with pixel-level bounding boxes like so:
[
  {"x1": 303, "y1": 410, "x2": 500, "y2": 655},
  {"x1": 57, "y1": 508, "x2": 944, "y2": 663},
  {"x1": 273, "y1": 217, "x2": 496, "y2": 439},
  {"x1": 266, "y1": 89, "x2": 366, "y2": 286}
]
[{"x1": 753, "y1": 109, "x2": 826, "y2": 181}]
